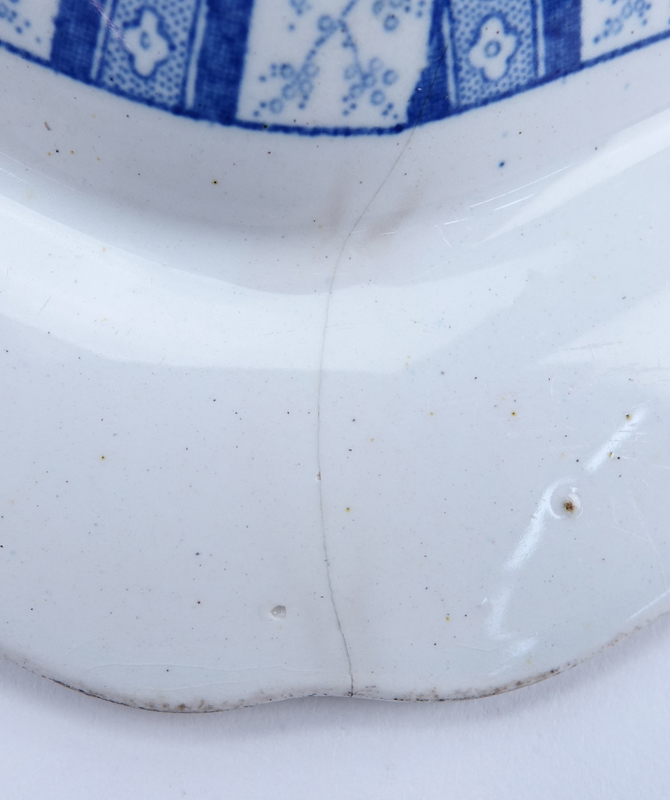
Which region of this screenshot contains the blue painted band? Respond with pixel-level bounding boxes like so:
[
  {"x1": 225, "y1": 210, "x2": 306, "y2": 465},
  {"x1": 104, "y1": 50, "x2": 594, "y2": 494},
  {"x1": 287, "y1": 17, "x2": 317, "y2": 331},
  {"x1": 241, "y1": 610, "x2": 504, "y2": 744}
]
[{"x1": 0, "y1": 0, "x2": 665, "y2": 135}]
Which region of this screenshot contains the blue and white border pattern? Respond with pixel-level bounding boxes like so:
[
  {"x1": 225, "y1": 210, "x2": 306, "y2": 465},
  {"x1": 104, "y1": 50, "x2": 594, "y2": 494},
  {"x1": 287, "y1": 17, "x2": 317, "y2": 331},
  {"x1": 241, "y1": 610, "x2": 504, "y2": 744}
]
[{"x1": 0, "y1": 0, "x2": 666, "y2": 135}]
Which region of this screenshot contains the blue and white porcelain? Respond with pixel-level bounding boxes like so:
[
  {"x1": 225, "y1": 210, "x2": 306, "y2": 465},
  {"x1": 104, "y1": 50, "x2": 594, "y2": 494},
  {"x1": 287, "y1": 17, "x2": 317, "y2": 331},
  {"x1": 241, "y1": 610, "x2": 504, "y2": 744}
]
[
  {"x1": 0, "y1": 0, "x2": 669, "y2": 710},
  {"x1": 0, "y1": 0, "x2": 666, "y2": 133}
]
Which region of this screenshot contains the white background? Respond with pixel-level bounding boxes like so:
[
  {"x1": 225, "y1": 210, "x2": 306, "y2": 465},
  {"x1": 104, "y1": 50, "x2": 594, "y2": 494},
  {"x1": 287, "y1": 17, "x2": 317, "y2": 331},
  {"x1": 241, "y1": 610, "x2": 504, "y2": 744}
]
[{"x1": 1, "y1": 612, "x2": 669, "y2": 799}]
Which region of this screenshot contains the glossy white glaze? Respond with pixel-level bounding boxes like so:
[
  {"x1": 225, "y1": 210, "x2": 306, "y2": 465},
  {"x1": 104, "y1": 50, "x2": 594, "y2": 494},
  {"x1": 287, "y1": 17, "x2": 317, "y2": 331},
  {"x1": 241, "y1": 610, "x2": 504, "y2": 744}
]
[{"x1": 0, "y1": 33, "x2": 670, "y2": 709}]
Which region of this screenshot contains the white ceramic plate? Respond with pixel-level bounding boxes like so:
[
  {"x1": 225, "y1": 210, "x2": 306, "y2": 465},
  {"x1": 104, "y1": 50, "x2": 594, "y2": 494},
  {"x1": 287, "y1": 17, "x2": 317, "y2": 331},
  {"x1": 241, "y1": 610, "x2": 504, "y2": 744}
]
[{"x1": 1, "y1": 0, "x2": 670, "y2": 710}]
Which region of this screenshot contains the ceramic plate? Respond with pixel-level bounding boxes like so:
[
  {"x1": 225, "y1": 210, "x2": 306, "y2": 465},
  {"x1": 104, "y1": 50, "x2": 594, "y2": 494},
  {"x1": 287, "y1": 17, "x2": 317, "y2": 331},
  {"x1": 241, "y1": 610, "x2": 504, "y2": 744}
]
[{"x1": 0, "y1": 0, "x2": 670, "y2": 710}]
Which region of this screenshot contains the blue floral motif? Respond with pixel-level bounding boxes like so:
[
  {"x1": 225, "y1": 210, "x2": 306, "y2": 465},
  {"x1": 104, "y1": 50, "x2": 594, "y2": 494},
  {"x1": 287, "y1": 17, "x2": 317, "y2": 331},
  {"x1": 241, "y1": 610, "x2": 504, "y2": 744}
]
[
  {"x1": 260, "y1": 57, "x2": 321, "y2": 116},
  {"x1": 341, "y1": 56, "x2": 399, "y2": 118},
  {"x1": 445, "y1": 0, "x2": 538, "y2": 109},
  {"x1": 123, "y1": 7, "x2": 172, "y2": 78},
  {"x1": 242, "y1": 0, "x2": 430, "y2": 126},
  {"x1": 0, "y1": 0, "x2": 59, "y2": 60},
  {"x1": 468, "y1": 15, "x2": 519, "y2": 81},
  {"x1": 370, "y1": 0, "x2": 427, "y2": 29},
  {"x1": 93, "y1": 0, "x2": 202, "y2": 110},
  {"x1": 289, "y1": 0, "x2": 312, "y2": 15},
  {"x1": 592, "y1": 0, "x2": 652, "y2": 45}
]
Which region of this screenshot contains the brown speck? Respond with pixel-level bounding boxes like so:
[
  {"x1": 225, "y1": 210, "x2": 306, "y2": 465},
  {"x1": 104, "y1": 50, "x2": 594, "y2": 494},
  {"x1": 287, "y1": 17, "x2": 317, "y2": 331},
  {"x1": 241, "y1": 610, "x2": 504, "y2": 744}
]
[
  {"x1": 46, "y1": 151, "x2": 51, "y2": 156},
  {"x1": 445, "y1": 615, "x2": 450, "y2": 622},
  {"x1": 563, "y1": 499, "x2": 575, "y2": 513},
  {"x1": 212, "y1": 179, "x2": 218, "y2": 184},
  {"x1": 346, "y1": 507, "x2": 350, "y2": 512},
  {"x1": 70, "y1": 150, "x2": 74, "y2": 155},
  {"x1": 626, "y1": 413, "x2": 632, "y2": 420},
  {"x1": 511, "y1": 411, "x2": 517, "y2": 416},
  {"x1": 100, "y1": 455, "x2": 105, "y2": 461}
]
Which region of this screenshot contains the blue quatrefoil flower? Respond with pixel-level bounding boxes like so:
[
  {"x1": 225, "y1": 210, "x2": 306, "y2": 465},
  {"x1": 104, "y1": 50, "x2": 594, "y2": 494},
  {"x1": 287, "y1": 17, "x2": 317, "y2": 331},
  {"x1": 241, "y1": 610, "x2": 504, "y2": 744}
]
[
  {"x1": 468, "y1": 15, "x2": 518, "y2": 81},
  {"x1": 124, "y1": 8, "x2": 172, "y2": 78}
]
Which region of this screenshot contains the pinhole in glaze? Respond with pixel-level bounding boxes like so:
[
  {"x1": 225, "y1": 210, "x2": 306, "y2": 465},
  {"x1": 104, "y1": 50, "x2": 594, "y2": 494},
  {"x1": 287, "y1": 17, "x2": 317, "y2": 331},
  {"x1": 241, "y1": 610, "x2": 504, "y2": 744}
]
[{"x1": 0, "y1": 1, "x2": 669, "y2": 711}]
